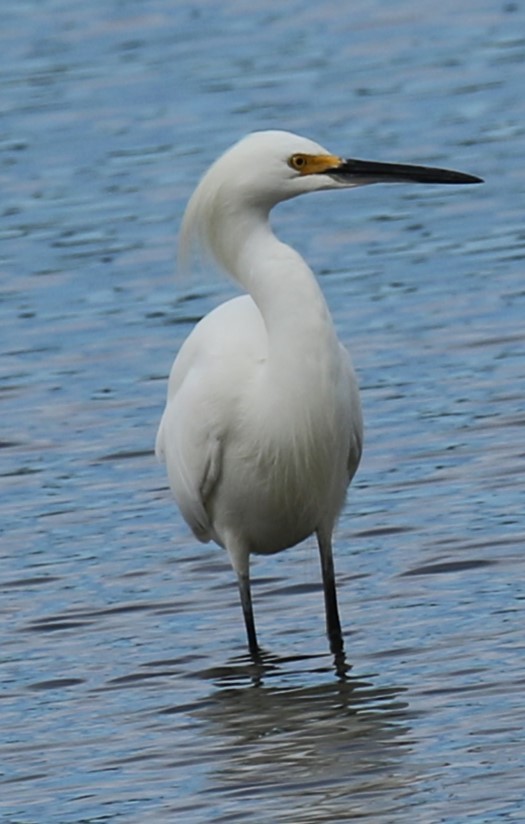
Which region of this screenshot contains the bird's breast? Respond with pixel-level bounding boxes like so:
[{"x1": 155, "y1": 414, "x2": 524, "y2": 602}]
[{"x1": 210, "y1": 379, "x2": 351, "y2": 555}]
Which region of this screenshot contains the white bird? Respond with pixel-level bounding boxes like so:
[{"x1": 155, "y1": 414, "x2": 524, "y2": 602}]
[{"x1": 156, "y1": 130, "x2": 481, "y2": 656}]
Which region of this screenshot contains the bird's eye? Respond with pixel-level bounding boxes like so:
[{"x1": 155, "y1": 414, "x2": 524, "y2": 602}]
[{"x1": 289, "y1": 154, "x2": 307, "y2": 172}]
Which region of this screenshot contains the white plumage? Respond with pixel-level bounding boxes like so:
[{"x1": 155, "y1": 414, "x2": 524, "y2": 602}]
[{"x1": 156, "y1": 130, "x2": 481, "y2": 655}]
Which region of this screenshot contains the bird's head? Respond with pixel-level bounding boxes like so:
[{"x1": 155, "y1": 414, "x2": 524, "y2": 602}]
[
  {"x1": 179, "y1": 129, "x2": 482, "y2": 273},
  {"x1": 204, "y1": 129, "x2": 482, "y2": 206}
]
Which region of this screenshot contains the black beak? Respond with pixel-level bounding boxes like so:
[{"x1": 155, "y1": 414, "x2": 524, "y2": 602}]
[{"x1": 327, "y1": 157, "x2": 483, "y2": 185}]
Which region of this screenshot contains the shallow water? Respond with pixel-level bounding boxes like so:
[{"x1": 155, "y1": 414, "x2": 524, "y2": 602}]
[{"x1": 1, "y1": 1, "x2": 524, "y2": 822}]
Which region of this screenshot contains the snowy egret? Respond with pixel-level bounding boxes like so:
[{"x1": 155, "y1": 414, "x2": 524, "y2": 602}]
[{"x1": 156, "y1": 130, "x2": 482, "y2": 655}]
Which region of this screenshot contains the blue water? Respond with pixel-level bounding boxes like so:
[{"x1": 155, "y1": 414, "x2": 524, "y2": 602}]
[{"x1": 1, "y1": 1, "x2": 524, "y2": 821}]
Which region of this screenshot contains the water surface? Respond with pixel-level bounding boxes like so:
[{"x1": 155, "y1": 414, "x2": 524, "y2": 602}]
[{"x1": 1, "y1": 1, "x2": 524, "y2": 821}]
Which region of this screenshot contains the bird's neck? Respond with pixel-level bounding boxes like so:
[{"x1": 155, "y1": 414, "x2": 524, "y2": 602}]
[{"x1": 224, "y1": 208, "x2": 339, "y2": 364}]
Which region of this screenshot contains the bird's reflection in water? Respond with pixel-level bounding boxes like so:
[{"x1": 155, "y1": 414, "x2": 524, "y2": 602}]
[
  {"x1": 201, "y1": 645, "x2": 352, "y2": 686},
  {"x1": 193, "y1": 651, "x2": 412, "y2": 821}
]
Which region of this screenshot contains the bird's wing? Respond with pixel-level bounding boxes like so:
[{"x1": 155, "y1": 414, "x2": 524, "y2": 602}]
[
  {"x1": 156, "y1": 295, "x2": 266, "y2": 542},
  {"x1": 339, "y1": 343, "x2": 364, "y2": 482}
]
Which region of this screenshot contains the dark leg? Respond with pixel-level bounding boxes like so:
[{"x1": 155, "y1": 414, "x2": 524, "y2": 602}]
[
  {"x1": 237, "y1": 570, "x2": 259, "y2": 656},
  {"x1": 316, "y1": 527, "x2": 344, "y2": 655}
]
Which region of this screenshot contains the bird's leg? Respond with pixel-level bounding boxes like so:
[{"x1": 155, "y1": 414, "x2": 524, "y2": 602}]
[
  {"x1": 236, "y1": 570, "x2": 259, "y2": 656},
  {"x1": 316, "y1": 527, "x2": 344, "y2": 655},
  {"x1": 227, "y1": 537, "x2": 260, "y2": 656}
]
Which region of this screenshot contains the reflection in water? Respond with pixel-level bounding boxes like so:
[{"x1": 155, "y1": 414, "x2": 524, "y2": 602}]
[
  {"x1": 200, "y1": 644, "x2": 353, "y2": 685},
  {"x1": 188, "y1": 653, "x2": 412, "y2": 822}
]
